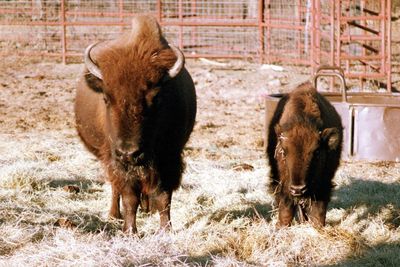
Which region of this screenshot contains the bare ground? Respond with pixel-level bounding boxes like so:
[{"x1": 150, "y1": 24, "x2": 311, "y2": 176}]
[{"x1": 0, "y1": 56, "x2": 399, "y2": 266}]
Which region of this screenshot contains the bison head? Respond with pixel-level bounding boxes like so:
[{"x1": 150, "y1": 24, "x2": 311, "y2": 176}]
[
  {"x1": 83, "y1": 16, "x2": 184, "y2": 168},
  {"x1": 274, "y1": 123, "x2": 340, "y2": 197}
]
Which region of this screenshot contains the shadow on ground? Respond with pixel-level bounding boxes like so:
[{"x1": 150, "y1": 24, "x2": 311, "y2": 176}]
[
  {"x1": 330, "y1": 178, "x2": 400, "y2": 227},
  {"x1": 47, "y1": 178, "x2": 104, "y2": 191},
  {"x1": 184, "y1": 201, "x2": 273, "y2": 228},
  {"x1": 327, "y1": 178, "x2": 400, "y2": 266},
  {"x1": 209, "y1": 201, "x2": 273, "y2": 223},
  {"x1": 325, "y1": 242, "x2": 400, "y2": 267},
  {"x1": 183, "y1": 249, "x2": 223, "y2": 266}
]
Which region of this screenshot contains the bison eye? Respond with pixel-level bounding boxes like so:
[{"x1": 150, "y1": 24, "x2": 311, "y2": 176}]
[
  {"x1": 146, "y1": 81, "x2": 154, "y2": 88},
  {"x1": 103, "y1": 94, "x2": 110, "y2": 106}
]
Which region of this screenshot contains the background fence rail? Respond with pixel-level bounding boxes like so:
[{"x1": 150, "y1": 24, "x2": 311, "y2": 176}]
[{"x1": 0, "y1": 0, "x2": 393, "y2": 91}]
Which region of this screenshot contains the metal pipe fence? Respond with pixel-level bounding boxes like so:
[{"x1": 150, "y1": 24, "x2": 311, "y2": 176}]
[{"x1": 0, "y1": 0, "x2": 392, "y2": 91}]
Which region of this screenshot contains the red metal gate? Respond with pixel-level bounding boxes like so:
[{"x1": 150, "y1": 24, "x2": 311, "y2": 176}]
[{"x1": 0, "y1": 0, "x2": 392, "y2": 91}]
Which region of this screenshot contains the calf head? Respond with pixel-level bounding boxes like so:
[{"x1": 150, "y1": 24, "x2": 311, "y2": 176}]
[
  {"x1": 274, "y1": 122, "x2": 340, "y2": 197},
  {"x1": 83, "y1": 16, "x2": 184, "y2": 168}
]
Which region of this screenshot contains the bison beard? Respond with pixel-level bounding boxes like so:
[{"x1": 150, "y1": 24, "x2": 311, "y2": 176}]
[
  {"x1": 74, "y1": 15, "x2": 196, "y2": 233},
  {"x1": 267, "y1": 82, "x2": 343, "y2": 227}
]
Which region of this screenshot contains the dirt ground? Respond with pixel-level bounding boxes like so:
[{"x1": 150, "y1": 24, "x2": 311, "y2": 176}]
[{"x1": 0, "y1": 56, "x2": 399, "y2": 266}]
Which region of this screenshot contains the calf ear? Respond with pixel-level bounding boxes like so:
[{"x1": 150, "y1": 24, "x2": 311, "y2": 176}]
[
  {"x1": 84, "y1": 72, "x2": 104, "y2": 93},
  {"x1": 321, "y1": 127, "x2": 340, "y2": 150},
  {"x1": 274, "y1": 124, "x2": 282, "y2": 136}
]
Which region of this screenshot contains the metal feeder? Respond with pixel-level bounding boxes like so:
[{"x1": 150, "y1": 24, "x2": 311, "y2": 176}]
[{"x1": 264, "y1": 66, "x2": 400, "y2": 162}]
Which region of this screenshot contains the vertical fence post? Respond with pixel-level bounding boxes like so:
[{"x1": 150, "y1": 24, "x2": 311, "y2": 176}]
[
  {"x1": 157, "y1": 0, "x2": 162, "y2": 22},
  {"x1": 60, "y1": 0, "x2": 67, "y2": 64},
  {"x1": 191, "y1": 0, "x2": 197, "y2": 51},
  {"x1": 297, "y1": 0, "x2": 302, "y2": 59},
  {"x1": 119, "y1": 0, "x2": 124, "y2": 33},
  {"x1": 316, "y1": 0, "x2": 321, "y2": 68},
  {"x1": 178, "y1": 0, "x2": 183, "y2": 49},
  {"x1": 380, "y1": 0, "x2": 386, "y2": 89},
  {"x1": 258, "y1": 0, "x2": 264, "y2": 63},
  {"x1": 361, "y1": 0, "x2": 366, "y2": 90},
  {"x1": 265, "y1": 0, "x2": 271, "y2": 63},
  {"x1": 387, "y1": 0, "x2": 392, "y2": 92},
  {"x1": 310, "y1": 0, "x2": 315, "y2": 73},
  {"x1": 305, "y1": 0, "x2": 312, "y2": 69},
  {"x1": 330, "y1": 0, "x2": 335, "y2": 66},
  {"x1": 335, "y1": 0, "x2": 341, "y2": 70},
  {"x1": 344, "y1": 1, "x2": 350, "y2": 76},
  {"x1": 329, "y1": 0, "x2": 335, "y2": 90}
]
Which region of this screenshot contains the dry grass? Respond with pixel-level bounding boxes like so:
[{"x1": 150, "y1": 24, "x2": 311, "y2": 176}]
[{"x1": 0, "y1": 56, "x2": 399, "y2": 266}]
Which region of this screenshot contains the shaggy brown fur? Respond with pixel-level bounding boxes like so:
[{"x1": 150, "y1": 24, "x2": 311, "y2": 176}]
[
  {"x1": 75, "y1": 16, "x2": 196, "y2": 233},
  {"x1": 267, "y1": 81, "x2": 343, "y2": 227}
]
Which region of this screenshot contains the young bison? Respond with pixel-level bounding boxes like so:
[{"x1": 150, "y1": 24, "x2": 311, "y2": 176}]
[
  {"x1": 267, "y1": 82, "x2": 343, "y2": 227},
  {"x1": 75, "y1": 15, "x2": 196, "y2": 233}
]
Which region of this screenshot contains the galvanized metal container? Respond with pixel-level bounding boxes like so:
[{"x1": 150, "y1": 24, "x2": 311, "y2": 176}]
[{"x1": 264, "y1": 67, "x2": 400, "y2": 162}]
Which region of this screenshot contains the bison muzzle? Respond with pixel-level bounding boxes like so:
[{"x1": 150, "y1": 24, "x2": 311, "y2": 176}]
[
  {"x1": 75, "y1": 15, "x2": 196, "y2": 233},
  {"x1": 267, "y1": 82, "x2": 343, "y2": 227}
]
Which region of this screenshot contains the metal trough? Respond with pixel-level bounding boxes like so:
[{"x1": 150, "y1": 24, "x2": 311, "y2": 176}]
[{"x1": 264, "y1": 67, "x2": 400, "y2": 162}]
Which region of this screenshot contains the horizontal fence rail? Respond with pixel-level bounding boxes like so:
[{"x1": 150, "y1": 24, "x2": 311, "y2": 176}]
[{"x1": 0, "y1": 0, "x2": 392, "y2": 91}]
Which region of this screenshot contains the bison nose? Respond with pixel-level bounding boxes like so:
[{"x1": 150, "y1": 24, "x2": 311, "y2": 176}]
[
  {"x1": 289, "y1": 184, "x2": 307, "y2": 196},
  {"x1": 115, "y1": 148, "x2": 144, "y2": 165}
]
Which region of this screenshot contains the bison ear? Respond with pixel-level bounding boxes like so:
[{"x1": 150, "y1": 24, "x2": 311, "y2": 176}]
[
  {"x1": 84, "y1": 72, "x2": 104, "y2": 93},
  {"x1": 321, "y1": 127, "x2": 340, "y2": 150},
  {"x1": 151, "y1": 48, "x2": 178, "y2": 74},
  {"x1": 151, "y1": 45, "x2": 184, "y2": 80}
]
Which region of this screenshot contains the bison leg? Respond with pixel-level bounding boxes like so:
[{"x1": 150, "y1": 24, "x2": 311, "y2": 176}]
[
  {"x1": 277, "y1": 197, "x2": 295, "y2": 227},
  {"x1": 140, "y1": 193, "x2": 151, "y2": 213},
  {"x1": 307, "y1": 200, "x2": 328, "y2": 227},
  {"x1": 121, "y1": 183, "x2": 140, "y2": 233},
  {"x1": 109, "y1": 183, "x2": 122, "y2": 219},
  {"x1": 153, "y1": 190, "x2": 172, "y2": 231}
]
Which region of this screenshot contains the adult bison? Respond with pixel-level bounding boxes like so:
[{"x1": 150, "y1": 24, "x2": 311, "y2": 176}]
[
  {"x1": 267, "y1": 81, "x2": 343, "y2": 227},
  {"x1": 75, "y1": 15, "x2": 197, "y2": 233}
]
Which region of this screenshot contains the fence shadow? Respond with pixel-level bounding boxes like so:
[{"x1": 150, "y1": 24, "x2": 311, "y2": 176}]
[
  {"x1": 325, "y1": 178, "x2": 400, "y2": 266},
  {"x1": 329, "y1": 178, "x2": 400, "y2": 227},
  {"x1": 324, "y1": 242, "x2": 400, "y2": 267}
]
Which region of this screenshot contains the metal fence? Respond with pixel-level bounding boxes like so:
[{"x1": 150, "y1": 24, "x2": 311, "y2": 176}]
[{"x1": 0, "y1": 0, "x2": 393, "y2": 91}]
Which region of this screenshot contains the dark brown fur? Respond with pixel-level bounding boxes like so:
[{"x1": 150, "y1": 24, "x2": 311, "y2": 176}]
[
  {"x1": 267, "y1": 82, "x2": 343, "y2": 227},
  {"x1": 75, "y1": 16, "x2": 196, "y2": 233}
]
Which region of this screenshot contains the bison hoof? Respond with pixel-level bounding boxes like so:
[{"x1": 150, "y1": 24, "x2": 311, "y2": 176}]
[
  {"x1": 123, "y1": 225, "x2": 138, "y2": 235},
  {"x1": 276, "y1": 221, "x2": 291, "y2": 228},
  {"x1": 109, "y1": 211, "x2": 123, "y2": 220},
  {"x1": 157, "y1": 225, "x2": 172, "y2": 235}
]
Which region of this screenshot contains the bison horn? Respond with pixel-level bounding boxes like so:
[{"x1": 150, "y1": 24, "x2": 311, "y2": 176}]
[
  {"x1": 84, "y1": 43, "x2": 103, "y2": 80},
  {"x1": 167, "y1": 44, "x2": 185, "y2": 78}
]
